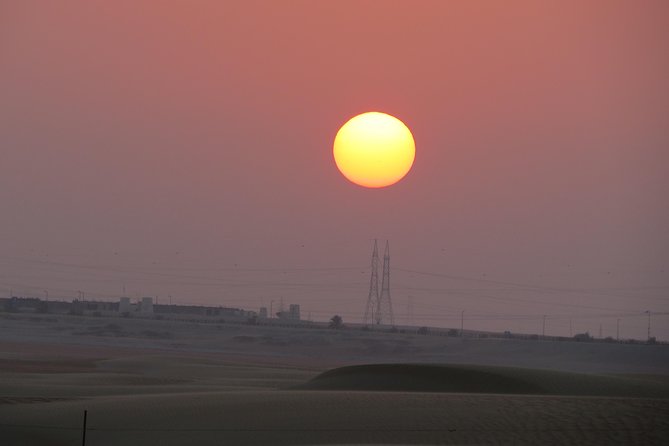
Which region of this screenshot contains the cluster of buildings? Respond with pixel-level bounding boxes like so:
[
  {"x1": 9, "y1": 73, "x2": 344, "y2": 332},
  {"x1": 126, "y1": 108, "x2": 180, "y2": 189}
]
[
  {"x1": 258, "y1": 303, "x2": 301, "y2": 321},
  {"x1": 0, "y1": 296, "x2": 302, "y2": 324}
]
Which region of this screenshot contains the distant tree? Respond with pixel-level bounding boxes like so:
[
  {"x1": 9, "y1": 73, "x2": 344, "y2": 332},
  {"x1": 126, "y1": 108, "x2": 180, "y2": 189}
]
[
  {"x1": 574, "y1": 332, "x2": 593, "y2": 342},
  {"x1": 329, "y1": 315, "x2": 344, "y2": 329}
]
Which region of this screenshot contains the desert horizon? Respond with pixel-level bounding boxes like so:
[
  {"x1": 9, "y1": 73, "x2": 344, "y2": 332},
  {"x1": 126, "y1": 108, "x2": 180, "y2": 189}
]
[{"x1": 1, "y1": 311, "x2": 669, "y2": 444}]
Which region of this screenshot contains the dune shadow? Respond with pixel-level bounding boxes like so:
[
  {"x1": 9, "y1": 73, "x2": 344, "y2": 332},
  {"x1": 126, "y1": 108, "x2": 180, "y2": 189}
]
[{"x1": 294, "y1": 363, "x2": 669, "y2": 398}]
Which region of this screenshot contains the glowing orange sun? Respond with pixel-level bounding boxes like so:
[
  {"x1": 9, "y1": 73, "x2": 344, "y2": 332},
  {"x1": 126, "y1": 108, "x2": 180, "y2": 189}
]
[{"x1": 333, "y1": 112, "x2": 415, "y2": 188}]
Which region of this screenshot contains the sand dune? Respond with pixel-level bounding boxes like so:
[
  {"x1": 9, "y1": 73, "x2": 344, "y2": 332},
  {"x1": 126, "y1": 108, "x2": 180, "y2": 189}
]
[{"x1": 297, "y1": 363, "x2": 669, "y2": 397}]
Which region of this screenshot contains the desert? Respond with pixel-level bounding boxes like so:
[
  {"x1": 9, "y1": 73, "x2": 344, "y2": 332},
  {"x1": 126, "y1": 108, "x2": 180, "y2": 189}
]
[{"x1": 1, "y1": 312, "x2": 668, "y2": 445}]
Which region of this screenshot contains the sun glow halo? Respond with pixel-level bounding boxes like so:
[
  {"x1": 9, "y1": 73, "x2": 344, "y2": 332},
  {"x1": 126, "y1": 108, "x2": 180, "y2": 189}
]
[{"x1": 333, "y1": 112, "x2": 415, "y2": 188}]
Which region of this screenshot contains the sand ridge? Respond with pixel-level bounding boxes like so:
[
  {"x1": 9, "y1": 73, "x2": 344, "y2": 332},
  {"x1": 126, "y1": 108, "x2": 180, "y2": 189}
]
[{"x1": 297, "y1": 363, "x2": 669, "y2": 397}]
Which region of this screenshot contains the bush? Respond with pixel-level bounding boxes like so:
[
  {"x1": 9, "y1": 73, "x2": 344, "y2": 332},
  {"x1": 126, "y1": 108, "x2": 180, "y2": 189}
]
[
  {"x1": 574, "y1": 332, "x2": 593, "y2": 342},
  {"x1": 329, "y1": 315, "x2": 344, "y2": 329}
]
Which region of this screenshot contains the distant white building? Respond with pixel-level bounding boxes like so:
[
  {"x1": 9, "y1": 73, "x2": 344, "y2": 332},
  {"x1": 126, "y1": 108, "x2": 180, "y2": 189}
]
[
  {"x1": 119, "y1": 297, "x2": 131, "y2": 313},
  {"x1": 278, "y1": 304, "x2": 300, "y2": 321},
  {"x1": 140, "y1": 297, "x2": 153, "y2": 314},
  {"x1": 288, "y1": 304, "x2": 300, "y2": 320}
]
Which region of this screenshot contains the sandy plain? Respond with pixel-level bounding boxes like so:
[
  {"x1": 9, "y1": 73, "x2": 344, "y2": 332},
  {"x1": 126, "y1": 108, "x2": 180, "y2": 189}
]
[{"x1": 1, "y1": 312, "x2": 668, "y2": 445}]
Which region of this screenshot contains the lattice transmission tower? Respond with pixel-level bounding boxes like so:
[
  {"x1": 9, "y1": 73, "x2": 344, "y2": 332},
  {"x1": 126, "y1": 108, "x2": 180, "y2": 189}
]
[
  {"x1": 376, "y1": 240, "x2": 395, "y2": 326},
  {"x1": 362, "y1": 240, "x2": 379, "y2": 325}
]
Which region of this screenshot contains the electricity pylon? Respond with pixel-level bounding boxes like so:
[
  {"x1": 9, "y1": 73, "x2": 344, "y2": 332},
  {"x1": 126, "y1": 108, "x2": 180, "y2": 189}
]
[
  {"x1": 376, "y1": 240, "x2": 395, "y2": 325},
  {"x1": 363, "y1": 240, "x2": 379, "y2": 325}
]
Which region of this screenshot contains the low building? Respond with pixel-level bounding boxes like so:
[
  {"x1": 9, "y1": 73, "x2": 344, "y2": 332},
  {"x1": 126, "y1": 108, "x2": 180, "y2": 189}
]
[
  {"x1": 140, "y1": 297, "x2": 154, "y2": 314},
  {"x1": 277, "y1": 304, "x2": 300, "y2": 321},
  {"x1": 119, "y1": 297, "x2": 131, "y2": 314}
]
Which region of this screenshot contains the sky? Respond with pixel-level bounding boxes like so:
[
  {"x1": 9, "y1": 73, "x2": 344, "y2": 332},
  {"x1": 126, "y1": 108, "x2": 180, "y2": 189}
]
[{"x1": 1, "y1": 1, "x2": 668, "y2": 340}]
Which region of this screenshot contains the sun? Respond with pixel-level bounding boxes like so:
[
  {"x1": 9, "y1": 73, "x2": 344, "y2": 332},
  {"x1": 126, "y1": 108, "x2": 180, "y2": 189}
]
[{"x1": 333, "y1": 112, "x2": 415, "y2": 188}]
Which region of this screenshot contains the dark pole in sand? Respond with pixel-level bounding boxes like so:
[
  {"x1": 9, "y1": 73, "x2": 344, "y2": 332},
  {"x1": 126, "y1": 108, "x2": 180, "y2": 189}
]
[{"x1": 82, "y1": 410, "x2": 87, "y2": 446}]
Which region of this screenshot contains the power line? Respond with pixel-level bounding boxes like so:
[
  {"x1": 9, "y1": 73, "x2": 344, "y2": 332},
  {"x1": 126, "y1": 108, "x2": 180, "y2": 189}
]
[{"x1": 395, "y1": 267, "x2": 669, "y2": 302}]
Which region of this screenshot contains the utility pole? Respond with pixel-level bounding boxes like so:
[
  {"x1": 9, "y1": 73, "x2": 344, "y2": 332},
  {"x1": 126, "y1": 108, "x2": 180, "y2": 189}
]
[
  {"x1": 542, "y1": 315, "x2": 547, "y2": 339},
  {"x1": 646, "y1": 311, "x2": 651, "y2": 341},
  {"x1": 461, "y1": 310, "x2": 465, "y2": 337},
  {"x1": 81, "y1": 410, "x2": 87, "y2": 446}
]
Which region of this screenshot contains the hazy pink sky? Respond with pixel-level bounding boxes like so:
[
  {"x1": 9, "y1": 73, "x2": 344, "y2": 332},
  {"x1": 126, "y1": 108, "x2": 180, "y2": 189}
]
[{"x1": 1, "y1": 1, "x2": 668, "y2": 339}]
